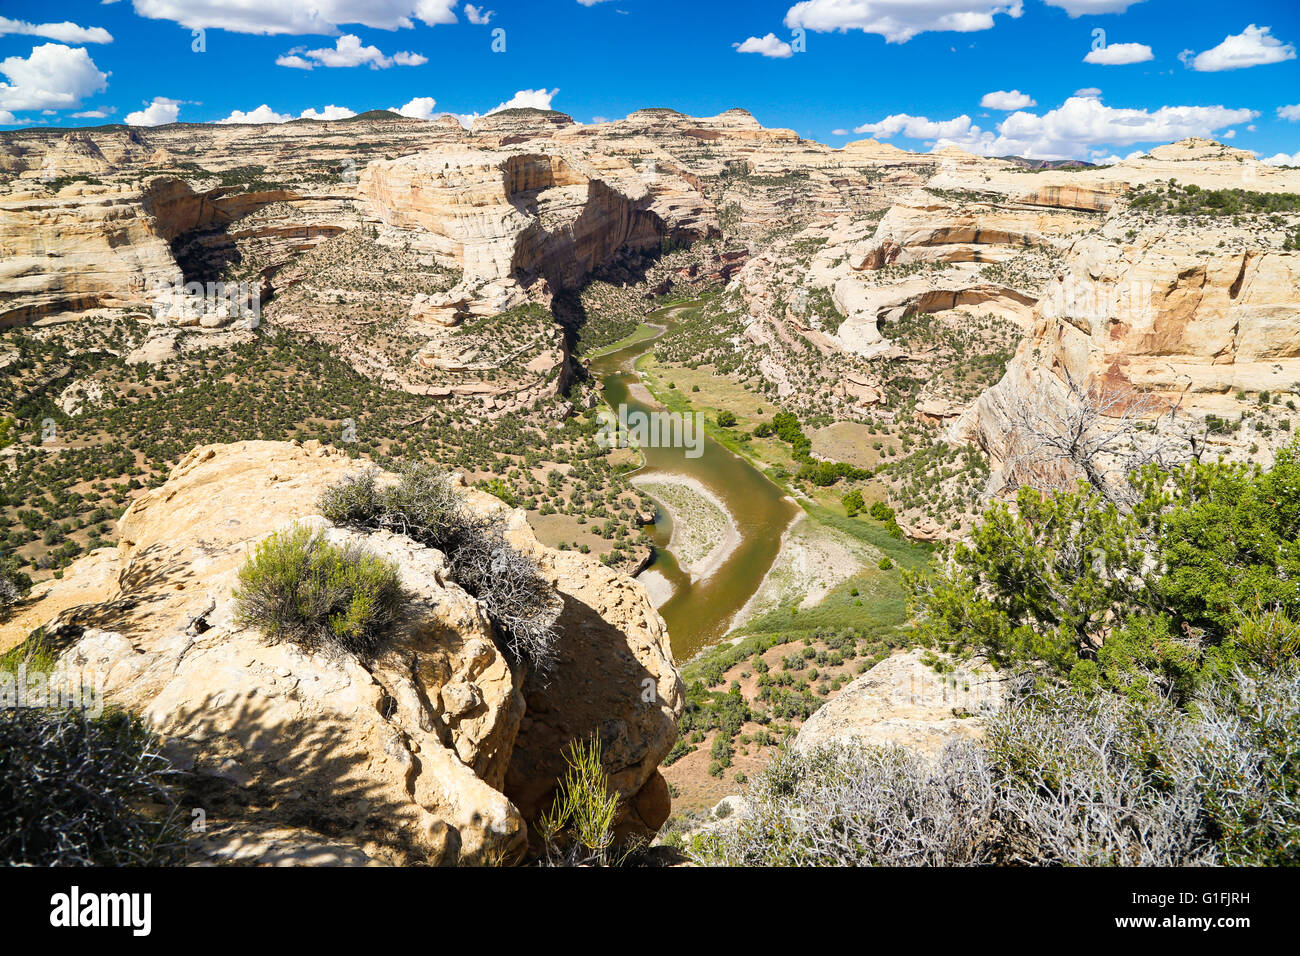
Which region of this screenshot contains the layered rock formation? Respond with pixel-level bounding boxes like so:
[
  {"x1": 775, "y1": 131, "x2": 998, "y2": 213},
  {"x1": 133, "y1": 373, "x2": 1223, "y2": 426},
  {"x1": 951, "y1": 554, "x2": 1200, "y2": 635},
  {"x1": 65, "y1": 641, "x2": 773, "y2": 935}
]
[
  {"x1": 954, "y1": 209, "x2": 1300, "y2": 483},
  {"x1": 847, "y1": 189, "x2": 1095, "y2": 269},
  {"x1": 0, "y1": 174, "x2": 352, "y2": 327},
  {"x1": 358, "y1": 146, "x2": 715, "y2": 290},
  {"x1": 5, "y1": 440, "x2": 682, "y2": 865},
  {"x1": 0, "y1": 183, "x2": 177, "y2": 325}
]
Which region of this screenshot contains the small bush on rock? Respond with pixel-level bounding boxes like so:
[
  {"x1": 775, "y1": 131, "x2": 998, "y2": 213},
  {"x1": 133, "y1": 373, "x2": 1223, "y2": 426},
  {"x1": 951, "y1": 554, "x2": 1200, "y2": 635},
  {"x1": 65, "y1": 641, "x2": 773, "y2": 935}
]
[
  {"x1": 320, "y1": 463, "x2": 563, "y2": 676},
  {"x1": 538, "y1": 736, "x2": 637, "y2": 866},
  {"x1": 234, "y1": 525, "x2": 404, "y2": 658},
  {"x1": 0, "y1": 556, "x2": 30, "y2": 622}
]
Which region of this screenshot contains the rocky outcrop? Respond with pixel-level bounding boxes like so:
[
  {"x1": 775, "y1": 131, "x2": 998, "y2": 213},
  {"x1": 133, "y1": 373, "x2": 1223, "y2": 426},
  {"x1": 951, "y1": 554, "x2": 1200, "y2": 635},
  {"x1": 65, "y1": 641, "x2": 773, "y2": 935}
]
[
  {"x1": 471, "y1": 108, "x2": 577, "y2": 143},
  {"x1": 408, "y1": 278, "x2": 528, "y2": 328},
  {"x1": 848, "y1": 191, "x2": 1094, "y2": 269},
  {"x1": 8, "y1": 440, "x2": 682, "y2": 865},
  {"x1": 831, "y1": 274, "x2": 1036, "y2": 355},
  {"x1": 955, "y1": 217, "x2": 1300, "y2": 476},
  {"x1": 794, "y1": 650, "x2": 1003, "y2": 759},
  {"x1": 38, "y1": 131, "x2": 115, "y2": 178}
]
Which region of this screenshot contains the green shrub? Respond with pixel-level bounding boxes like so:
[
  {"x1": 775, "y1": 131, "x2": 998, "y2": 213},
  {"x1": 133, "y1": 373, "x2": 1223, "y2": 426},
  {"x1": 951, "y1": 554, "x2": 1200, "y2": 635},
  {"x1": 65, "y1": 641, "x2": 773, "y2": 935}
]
[
  {"x1": 907, "y1": 444, "x2": 1300, "y2": 699},
  {"x1": 842, "y1": 489, "x2": 864, "y2": 517},
  {"x1": 320, "y1": 463, "x2": 562, "y2": 675},
  {"x1": 234, "y1": 524, "x2": 404, "y2": 658},
  {"x1": 0, "y1": 627, "x2": 58, "y2": 678},
  {"x1": 538, "y1": 736, "x2": 635, "y2": 866},
  {"x1": 316, "y1": 467, "x2": 383, "y2": 526},
  {"x1": 0, "y1": 555, "x2": 30, "y2": 622}
]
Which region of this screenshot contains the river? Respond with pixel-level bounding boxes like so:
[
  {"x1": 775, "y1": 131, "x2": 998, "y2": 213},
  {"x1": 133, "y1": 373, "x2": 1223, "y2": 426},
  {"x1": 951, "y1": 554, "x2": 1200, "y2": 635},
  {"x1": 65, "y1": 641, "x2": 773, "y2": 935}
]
[{"x1": 589, "y1": 302, "x2": 800, "y2": 660}]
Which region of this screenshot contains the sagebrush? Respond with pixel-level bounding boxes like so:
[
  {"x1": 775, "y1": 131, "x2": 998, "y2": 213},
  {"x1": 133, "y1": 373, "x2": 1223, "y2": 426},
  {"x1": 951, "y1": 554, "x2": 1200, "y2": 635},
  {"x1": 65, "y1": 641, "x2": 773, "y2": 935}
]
[
  {"x1": 320, "y1": 464, "x2": 563, "y2": 675},
  {"x1": 694, "y1": 665, "x2": 1300, "y2": 866},
  {"x1": 0, "y1": 707, "x2": 183, "y2": 866},
  {"x1": 234, "y1": 524, "x2": 405, "y2": 658}
]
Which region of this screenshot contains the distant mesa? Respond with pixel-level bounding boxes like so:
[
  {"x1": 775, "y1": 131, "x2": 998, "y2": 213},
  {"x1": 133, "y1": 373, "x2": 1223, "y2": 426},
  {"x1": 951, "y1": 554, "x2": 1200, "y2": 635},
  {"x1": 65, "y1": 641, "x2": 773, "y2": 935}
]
[{"x1": 471, "y1": 108, "x2": 575, "y2": 136}]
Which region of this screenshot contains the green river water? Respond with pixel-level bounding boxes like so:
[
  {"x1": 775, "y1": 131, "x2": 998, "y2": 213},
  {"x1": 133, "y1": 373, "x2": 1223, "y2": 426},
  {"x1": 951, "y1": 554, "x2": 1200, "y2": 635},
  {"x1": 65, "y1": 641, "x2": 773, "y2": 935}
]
[{"x1": 589, "y1": 303, "x2": 800, "y2": 660}]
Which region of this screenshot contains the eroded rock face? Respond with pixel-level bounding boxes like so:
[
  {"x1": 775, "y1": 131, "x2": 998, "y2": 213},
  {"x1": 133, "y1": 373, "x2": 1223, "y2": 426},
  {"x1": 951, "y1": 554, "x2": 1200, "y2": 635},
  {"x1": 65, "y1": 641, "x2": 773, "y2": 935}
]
[
  {"x1": 11, "y1": 440, "x2": 682, "y2": 865},
  {"x1": 0, "y1": 183, "x2": 177, "y2": 325},
  {"x1": 848, "y1": 191, "x2": 1094, "y2": 271},
  {"x1": 0, "y1": 174, "x2": 352, "y2": 328},
  {"x1": 955, "y1": 218, "x2": 1300, "y2": 478},
  {"x1": 358, "y1": 146, "x2": 710, "y2": 291},
  {"x1": 499, "y1": 504, "x2": 686, "y2": 842},
  {"x1": 409, "y1": 278, "x2": 528, "y2": 328}
]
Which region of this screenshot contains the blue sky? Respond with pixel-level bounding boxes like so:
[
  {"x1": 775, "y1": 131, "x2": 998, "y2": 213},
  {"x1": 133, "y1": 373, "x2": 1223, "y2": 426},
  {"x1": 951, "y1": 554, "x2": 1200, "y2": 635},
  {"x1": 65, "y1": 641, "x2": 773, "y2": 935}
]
[{"x1": 1, "y1": 1, "x2": 1298, "y2": 162}]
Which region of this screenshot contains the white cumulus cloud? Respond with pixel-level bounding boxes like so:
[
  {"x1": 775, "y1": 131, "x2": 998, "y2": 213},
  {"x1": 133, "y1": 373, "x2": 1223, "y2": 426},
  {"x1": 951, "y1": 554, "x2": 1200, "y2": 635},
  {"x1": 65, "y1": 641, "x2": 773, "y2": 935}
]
[
  {"x1": 276, "y1": 34, "x2": 426, "y2": 70},
  {"x1": 784, "y1": 0, "x2": 1024, "y2": 44},
  {"x1": 125, "y1": 96, "x2": 180, "y2": 126},
  {"x1": 393, "y1": 96, "x2": 440, "y2": 119},
  {"x1": 215, "y1": 104, "x2": 294, "y2": 125},
  {"x1": 299, "y1": 104, "x2": 356, "y2": 120},
  {"x1": 1185, "y1": 24, "x2": 1295, "y2": 72},
  {"x1": 1263, "y1": 151, "x2": 1300, "y2": 167},
  {"x1": 981, "y1": 89, "x2": 1035, "y2": 110},
  {"x1": 853, "y1": 95, "x2": 1257, "y2": 161},
  {"x1": 1278, "y1": 104, "x2": 1300, "y2": 122},
  {"x1": 854, "y1": 112, "x2": 980, "y2": 140},
  {"x1": 489, "y1": 88, "x2": 559, "y2": 113},
  {"x1": 131, "y1": 0, "x2": 458, "y2": 36},
  {"x1": 1084, "y1": 42, "x2": 1153, "y2": 65},
  {"x1": 0, "y1": 17, "x2": 113, "y2": 44},
  {"x1": 735, "y1": 33, "x2": 794, "y2": 58},
  {"x1": 0, "y1": 43, "x2": 109, "y2": 112},
  {"x1": 464, "y1": 5, "x2": 494, "y2": 24}
]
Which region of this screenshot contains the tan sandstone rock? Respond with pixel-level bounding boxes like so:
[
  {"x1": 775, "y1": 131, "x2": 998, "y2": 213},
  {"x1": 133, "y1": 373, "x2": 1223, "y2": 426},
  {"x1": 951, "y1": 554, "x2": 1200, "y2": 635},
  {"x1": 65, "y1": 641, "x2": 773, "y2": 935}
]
[
  {"x1": 8, "y1": 440, "x2": 683, "y2": 865},
  {"x1": 794, "y1": 650, "x2": 1003, "y2": 759}
]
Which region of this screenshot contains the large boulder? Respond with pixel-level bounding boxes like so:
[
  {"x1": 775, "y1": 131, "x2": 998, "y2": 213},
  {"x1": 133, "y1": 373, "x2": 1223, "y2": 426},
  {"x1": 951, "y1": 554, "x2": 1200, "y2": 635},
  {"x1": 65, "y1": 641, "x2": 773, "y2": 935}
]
[
  {"x1": 10, "y1": 440, "x2": 682, "y2": 864},
  {"x1": 794, "y1": 650, "x2": 1002, "y2": 759}
]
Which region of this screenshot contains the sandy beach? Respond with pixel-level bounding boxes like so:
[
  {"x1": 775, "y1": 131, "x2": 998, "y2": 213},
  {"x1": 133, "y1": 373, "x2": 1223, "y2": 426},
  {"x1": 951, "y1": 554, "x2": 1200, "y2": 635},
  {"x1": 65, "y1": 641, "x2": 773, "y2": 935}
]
[{"x1": 631, "y1": 472, "x2": 742, "y2": 583}]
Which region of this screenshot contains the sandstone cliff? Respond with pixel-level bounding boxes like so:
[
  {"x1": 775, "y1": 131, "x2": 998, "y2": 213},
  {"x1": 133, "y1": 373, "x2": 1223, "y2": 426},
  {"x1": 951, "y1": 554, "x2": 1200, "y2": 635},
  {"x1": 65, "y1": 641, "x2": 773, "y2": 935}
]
[
  {"x1": 357, "y1": 145, "x2": 715, "y2": 291},
  {"x1": 954, "y1": 212, "x2": 1300, "y2": 483},
  {"x1": 0, "y1": 183, "x2": 177, "y2": 325}
]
